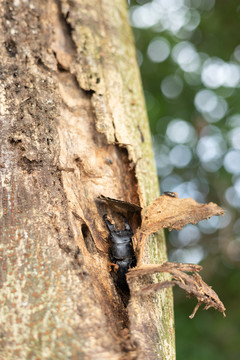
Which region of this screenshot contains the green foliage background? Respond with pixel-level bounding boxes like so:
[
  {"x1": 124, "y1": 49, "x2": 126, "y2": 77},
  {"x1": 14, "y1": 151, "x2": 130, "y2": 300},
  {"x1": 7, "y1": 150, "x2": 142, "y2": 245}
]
[{"x1": 129, "y1": 1, "x2": 240, "y2": 358}]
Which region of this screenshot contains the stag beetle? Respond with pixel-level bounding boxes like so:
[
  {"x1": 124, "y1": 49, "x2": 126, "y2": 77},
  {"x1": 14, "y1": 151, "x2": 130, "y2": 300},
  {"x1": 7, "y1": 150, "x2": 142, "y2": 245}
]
[{"x1": 103, "y1": 214, "x2": 136, "y2": 292}]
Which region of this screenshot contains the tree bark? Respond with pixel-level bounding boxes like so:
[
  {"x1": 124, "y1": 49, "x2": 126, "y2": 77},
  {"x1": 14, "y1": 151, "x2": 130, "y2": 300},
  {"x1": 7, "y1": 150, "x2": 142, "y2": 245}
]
[{"x1": 0, "y1": 1, "x2": 175, "y2": 359}]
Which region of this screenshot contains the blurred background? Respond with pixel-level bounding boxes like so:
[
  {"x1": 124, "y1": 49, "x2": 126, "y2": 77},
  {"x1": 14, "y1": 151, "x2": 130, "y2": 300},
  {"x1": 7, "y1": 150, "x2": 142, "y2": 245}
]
[{"x1": 128, "y1": 0, "x2": 240, "y2": 359}]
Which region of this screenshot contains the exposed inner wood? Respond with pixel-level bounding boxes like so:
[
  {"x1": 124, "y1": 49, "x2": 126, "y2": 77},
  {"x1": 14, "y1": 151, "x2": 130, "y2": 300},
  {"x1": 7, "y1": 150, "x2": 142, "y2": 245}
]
[{"x1": 51, "y1": 3, "x2": 143, "y2": 356}]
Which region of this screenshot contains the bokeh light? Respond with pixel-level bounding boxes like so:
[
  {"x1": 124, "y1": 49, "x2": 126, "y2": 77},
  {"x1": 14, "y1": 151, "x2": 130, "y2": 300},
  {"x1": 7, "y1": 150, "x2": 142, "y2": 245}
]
[
  {"x1": 147, "y1": 37, "x2": 170, "y2": 63},
  {"x1": 166, "y1": 119, "x2": 196, "y2": 144},
  {"x1": 172, "y1": 41, "x2": 200, "y2": 72},
  {"x1": 161, "y1": 74, "x2": 183, "y2": 99},
  {"x1": 201, "y1": 58, "x2": 240, "y2": 88}
]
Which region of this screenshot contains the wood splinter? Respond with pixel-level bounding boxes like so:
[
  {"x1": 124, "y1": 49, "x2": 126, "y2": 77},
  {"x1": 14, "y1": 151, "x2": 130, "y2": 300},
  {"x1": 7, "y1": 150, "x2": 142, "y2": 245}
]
[{"x1": 127, "y1": 262, "x2": 226, "y2": 318}]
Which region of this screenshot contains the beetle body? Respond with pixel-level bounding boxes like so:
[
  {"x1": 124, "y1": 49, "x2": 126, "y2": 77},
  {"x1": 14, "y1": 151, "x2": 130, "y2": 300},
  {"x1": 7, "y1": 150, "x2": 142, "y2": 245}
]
[
  {"x1": 103, "y1": 214, "x2": 136, "y2": 291},
  {"x1": 163, "y1": 191, "x2": 177, "y2": 197}
]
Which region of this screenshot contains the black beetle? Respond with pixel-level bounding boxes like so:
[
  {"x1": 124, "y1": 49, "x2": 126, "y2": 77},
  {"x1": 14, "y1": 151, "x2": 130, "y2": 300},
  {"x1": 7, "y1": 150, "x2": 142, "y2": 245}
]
[
  {"x1": 103, "y1": 214, "x2": 136, "y2": 292},
  {"x1": 163, "y1": 191, "x2": 176, "y2": 197}
]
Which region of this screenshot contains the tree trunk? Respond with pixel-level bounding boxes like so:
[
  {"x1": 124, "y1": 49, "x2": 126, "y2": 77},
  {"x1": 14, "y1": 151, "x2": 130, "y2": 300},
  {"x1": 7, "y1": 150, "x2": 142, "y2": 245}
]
[{"x1": 0, "y1": 1, "x2": 175, "y2": 359}]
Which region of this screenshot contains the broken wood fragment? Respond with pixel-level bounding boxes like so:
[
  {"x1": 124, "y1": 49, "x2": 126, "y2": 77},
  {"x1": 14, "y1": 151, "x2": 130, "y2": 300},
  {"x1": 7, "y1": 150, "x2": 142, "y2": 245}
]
[
  {"x1": 97, "y1": 195, "x2": 142, "y2": 212},
  {"x1": 135, "y1": 192, "x2": 224, "y2": 261},
  {"x1": 127, "y1": 262, "x2": 226, "y2": 318}
]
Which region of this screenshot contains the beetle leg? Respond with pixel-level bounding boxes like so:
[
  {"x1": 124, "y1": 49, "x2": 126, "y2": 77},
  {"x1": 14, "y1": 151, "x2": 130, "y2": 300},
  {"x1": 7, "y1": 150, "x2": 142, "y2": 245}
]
[
  {"x1": 108, "y1": 262, "x2": 119, "y2": 272},
  {"x1": 103, "y1": 214, "x2": 115, "y2": 232},
  {"x1": 108, "y1": 246, "x2": 114, "y2": 261},
  {"x1": 108, "y1": 247, "x2": 119, "y2": 272}
]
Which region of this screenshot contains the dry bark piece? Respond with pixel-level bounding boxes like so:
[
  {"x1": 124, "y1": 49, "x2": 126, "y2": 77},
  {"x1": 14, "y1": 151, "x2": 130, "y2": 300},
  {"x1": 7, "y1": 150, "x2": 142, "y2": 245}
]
[
  {"x1": 141, "y1": 192, "x2": 224, "y2": 233},
  {"x1": 97, "y1": 195, "x2": 142, "y2": 212},
  {"x1": 136, "y1": 192, "x2": 224, "y2": 259},
  {"x1": 127, "y1": 262, "x2": 226, "y2": 318}
]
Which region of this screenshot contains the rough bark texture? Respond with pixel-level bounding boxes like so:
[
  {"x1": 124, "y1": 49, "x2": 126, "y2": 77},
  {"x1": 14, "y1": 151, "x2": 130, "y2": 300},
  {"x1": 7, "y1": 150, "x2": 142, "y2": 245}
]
[{"x1": 0, "y1": 1, "x2": 175, "y2": 359}]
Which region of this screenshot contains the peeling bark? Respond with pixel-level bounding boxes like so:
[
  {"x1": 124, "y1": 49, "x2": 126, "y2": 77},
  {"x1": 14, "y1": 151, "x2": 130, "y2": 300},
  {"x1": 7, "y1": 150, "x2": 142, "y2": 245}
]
[
  {"x1": 0, "y1": 1, "x2": 175, "y2": 359},
  {"x1": 135, "y1": 192, "x2": 224, "y2": 261}
]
